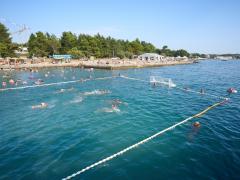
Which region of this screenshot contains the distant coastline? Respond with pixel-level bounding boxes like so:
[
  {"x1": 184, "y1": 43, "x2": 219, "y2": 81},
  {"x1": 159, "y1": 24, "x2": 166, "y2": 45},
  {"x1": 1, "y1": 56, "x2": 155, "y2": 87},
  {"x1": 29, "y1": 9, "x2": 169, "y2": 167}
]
[{"x1": 0, "y1": 58, "x2": 193, "y2": 70}]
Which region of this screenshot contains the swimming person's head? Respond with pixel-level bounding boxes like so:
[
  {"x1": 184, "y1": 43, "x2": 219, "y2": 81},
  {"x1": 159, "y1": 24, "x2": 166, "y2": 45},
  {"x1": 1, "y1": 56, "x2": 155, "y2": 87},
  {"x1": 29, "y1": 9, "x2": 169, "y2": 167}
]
[
  {"x1": 41, "y1": 102, "x2": 47, "y2": 107},
  {"x1": 193, "y1": 121, "x2": 200, "y2": 127}
]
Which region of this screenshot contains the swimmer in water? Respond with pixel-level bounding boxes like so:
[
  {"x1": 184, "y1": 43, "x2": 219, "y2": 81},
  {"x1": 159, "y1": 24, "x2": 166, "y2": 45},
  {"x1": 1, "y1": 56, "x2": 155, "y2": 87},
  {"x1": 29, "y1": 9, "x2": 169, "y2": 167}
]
[
  {"x1": 111, "y1": 104, "x2": 120, "y2": 112},
  {"x1": 59, "y1": 89, "x2": 65, "y2": 93},
  {"x1": 220, "y1": 98, "x2": 229, "y2": 105},
  {"x1": 200, "y1": 88, "x2": 205, "y2": 94},
  {"x1": 83, "y1": 89, "x2": 110, "y2": 96},
  {"x1": 193, "y1": 121, "x2": 200, "y2": 127},
  {"x1": 112, "y1": 99, "x2": 123, "y2": 106},
  {"x1": 79, "y1": 78, "x2": 84, "y2": 82},
  {"x1": 9, "y1": 79, "x2": 15, "y2": 85},
  {"x1": 2, "y1": 81, "x2": 7, "y2": 87},
  {"x1": 56, "y1": 87, "x2": 74, "y2": 94},
  {"x1": 29, "y1": 75, "x2": 35, "y2": 79},
  {"x1": 34, "y1": 79, "x2": 44, "y2": 85},
  {"x1": 32, "y1": 102, "x2": 48, "y2": 109}
]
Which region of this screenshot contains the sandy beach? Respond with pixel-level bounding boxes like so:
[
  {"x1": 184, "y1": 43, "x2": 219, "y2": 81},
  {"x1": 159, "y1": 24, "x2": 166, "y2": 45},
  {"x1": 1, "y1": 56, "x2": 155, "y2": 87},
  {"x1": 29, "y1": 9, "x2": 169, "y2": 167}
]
[{"x1": 0, "y1": 58, "x2": 193, "y2": 70}]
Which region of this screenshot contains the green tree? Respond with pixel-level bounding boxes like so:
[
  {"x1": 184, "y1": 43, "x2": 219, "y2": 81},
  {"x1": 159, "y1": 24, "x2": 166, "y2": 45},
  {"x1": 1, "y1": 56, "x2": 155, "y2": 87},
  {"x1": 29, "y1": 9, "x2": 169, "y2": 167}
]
[
  {"x1": 28, "y1": 32, "x2": 49, "y2": 57},
  {"x1": 161, "y1": 46, "x2": 174, "y2": 56},
  {"x1": 47, "y1": 34, "x2": 61, "y2": 55},
  {"x1": 26, "y1": 30, "x2": 192, "y2": 59},
  {"x1": 0, "y1": 23, "x2": 15, "y2": 57},
  {"x1": 67, "y1": 47, "x2": 84, "y2": 59},
  {"x1": 155, "y1": 48, "x2": 161, "y2": 55},
  {"x1": 78, "y1": 34, "x2": 92, "y2": 57},
  {"x1": 141, "y1": 41, "x2": 155, "y2": 53},
  {"x1": 129, "y1": 38, "x2": 144, "y2": 55},
  {"x1": 162, "y1": 45, "x2": 168, "y2": 50},
  {"x1": 174, "y1": 49, "x2": 190, "y2": 57},
  {"x1": 60, "y1": 32, "x2": 77, "y2": 54}
]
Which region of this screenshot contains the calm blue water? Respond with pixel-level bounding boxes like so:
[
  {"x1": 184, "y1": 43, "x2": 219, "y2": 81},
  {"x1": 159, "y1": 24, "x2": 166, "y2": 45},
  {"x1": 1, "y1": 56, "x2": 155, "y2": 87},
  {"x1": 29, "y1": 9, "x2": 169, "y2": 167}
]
[{"x1": 0, "y1": 60, "x2": 240, "y2": 179}]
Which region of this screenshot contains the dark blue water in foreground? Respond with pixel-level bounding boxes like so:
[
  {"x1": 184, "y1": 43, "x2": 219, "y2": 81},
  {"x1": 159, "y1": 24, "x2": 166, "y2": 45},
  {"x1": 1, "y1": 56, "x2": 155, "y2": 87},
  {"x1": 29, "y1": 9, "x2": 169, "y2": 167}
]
[{"x1": 0, "y1": 60, "x2": 240, "y2": 179}]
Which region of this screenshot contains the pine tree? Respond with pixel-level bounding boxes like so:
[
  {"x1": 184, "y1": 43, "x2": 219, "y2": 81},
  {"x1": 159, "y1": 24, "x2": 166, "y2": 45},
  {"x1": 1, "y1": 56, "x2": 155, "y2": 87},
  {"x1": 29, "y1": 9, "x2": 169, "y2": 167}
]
[{"x1": 0, "y1": 23, "x2": 15, "y2": 57}]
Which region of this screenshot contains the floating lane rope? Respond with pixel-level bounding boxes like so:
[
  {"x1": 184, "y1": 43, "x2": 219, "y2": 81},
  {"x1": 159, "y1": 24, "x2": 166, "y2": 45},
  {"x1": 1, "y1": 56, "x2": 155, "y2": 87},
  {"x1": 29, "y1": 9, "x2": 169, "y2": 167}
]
[
  {"x1": 119, "y1": 75, "x2": 149, "y2": 83},
  {"x1": 62, "y1": 100, "x2": 225, "y2": 180},
  {"x1": 0, "y1": 76, "x2": 116, "y2": 92},
  {"x1": 193, "y1": 99, "x2": 228, "y2": 118},
  {"x1": 175, "y1": 86, "x2": 226, "y2": 100},
  {"x1": 119, "y1": 75, "x2": 227, "y2": 100},
  {"x1": 1, "y1": 74, "x2": 227, "y2": 100}
]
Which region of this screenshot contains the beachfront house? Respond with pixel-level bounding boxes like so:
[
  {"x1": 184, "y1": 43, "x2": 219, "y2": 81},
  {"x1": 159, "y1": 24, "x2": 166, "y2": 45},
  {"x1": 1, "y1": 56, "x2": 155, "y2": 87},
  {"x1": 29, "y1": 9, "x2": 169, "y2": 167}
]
[
  {"x1": 138, "y1": 53, "x2": 164, "y2": 61},
  {"x1": 14, "y1": 47, "x2": 28, "y2": 58}
]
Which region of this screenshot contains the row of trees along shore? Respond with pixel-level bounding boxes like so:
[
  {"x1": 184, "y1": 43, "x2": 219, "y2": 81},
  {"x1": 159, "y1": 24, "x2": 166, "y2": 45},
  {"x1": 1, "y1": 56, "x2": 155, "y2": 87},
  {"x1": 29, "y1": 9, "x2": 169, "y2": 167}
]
[
  {"x1": 0, "y1": 22, "x2": 190, "y2": 59},
  {"x1": 28, "y1": 31, "x2": 190, "y2": 58}
]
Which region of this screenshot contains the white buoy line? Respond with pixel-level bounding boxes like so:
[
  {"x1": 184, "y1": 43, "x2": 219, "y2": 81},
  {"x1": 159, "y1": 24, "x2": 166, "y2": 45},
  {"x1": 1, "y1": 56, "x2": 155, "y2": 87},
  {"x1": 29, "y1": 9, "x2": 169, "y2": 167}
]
[
  {"x1": 62, "y1": 100, "x2": 225, "y2": 180},
  {"x1": 119, "y1": 75, "x2": 227, "y2": 100},
  {"x1": 0, "y1": 74, "x2": 227, "y2": 100},
  {"x1": 0, "y1": 76, "x2": 117, "y2": 92}
]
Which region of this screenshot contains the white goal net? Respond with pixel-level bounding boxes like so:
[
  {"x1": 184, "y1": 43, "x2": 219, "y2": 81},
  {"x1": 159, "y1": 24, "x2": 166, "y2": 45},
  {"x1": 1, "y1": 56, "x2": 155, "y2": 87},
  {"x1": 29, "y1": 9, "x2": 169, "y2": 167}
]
[{"x1": 150, "y1": 76, "x2": 176, "y2": 87}]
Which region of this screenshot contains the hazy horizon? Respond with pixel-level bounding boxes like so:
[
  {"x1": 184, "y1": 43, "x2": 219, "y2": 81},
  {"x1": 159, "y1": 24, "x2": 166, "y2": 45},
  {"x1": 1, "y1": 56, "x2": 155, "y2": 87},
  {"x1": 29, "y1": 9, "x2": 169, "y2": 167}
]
[{"x1": 1, "y1": 0, "x2": 240, "y2": 54}]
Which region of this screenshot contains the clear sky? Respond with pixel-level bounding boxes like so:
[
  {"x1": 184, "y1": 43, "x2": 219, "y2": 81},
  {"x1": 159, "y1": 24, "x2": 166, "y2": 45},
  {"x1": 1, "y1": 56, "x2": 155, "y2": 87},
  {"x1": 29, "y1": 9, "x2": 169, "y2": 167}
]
[{"x1": 1, "y1": 0, "x2": 240, "y2": 54}]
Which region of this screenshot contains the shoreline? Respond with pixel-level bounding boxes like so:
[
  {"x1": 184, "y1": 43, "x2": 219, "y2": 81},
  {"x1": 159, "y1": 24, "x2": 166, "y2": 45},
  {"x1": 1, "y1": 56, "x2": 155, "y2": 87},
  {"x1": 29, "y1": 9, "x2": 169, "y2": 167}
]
[{"x1": 0, "y1": 59, "x2": 193, "y2": 71}]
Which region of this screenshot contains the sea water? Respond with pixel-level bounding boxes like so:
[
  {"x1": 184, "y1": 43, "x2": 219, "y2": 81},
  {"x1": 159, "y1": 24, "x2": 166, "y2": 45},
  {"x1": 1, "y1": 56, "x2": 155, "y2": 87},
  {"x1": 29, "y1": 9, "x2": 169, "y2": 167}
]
[{"x1": 0, "y1": 60, "x2": 239, "y2": 179}]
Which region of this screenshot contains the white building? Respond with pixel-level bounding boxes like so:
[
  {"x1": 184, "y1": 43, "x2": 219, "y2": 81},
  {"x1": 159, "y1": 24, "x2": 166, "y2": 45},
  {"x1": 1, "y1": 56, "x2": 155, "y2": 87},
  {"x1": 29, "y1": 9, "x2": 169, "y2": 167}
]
[
  {"x1": 138, "y1": 53, "x2": 164, "y2": 61},
  {"x1": 14, "y1": 47, "x2": 28, "y2": 58},
  {"x1": 215, "y1": 56, "x2": 232, "y2": 60}
]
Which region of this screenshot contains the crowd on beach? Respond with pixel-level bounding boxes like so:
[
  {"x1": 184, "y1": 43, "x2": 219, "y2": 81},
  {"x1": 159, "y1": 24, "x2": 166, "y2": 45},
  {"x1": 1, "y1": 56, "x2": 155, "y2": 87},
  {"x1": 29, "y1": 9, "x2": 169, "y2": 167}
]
[{"x1": 0, "y1": 56, "x2": 192, "y2": 70}]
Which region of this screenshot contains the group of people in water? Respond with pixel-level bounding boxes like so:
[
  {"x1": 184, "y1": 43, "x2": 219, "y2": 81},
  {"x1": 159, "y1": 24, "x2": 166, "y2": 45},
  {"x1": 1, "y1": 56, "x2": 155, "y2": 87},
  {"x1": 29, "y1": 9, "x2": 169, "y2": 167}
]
[
  {"x1": 30, "y1": 85, "x2": 124, "y2": 112},
  {"x1": 1, "y1": 68, "x2": 238, "y2": 129},
  {"x1": 2, "y1": 78, "x2": 27, "y2": 87},
  {"x1": 182, "y1": 87, "x2": 237, "y2": 95}
]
